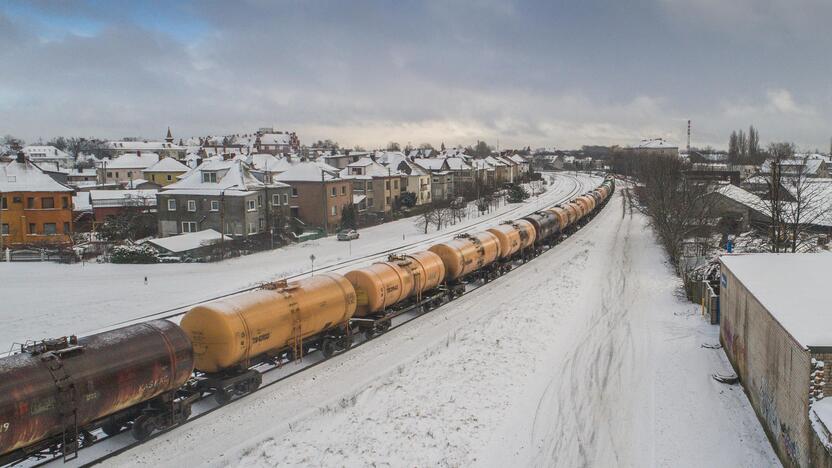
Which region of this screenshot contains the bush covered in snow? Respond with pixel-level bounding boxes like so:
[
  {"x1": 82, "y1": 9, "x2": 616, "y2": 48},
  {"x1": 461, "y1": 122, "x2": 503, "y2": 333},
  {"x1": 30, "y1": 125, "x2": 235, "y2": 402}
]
[{"x1": 110, "y1": 244, "x2": 159, "y2": 264}]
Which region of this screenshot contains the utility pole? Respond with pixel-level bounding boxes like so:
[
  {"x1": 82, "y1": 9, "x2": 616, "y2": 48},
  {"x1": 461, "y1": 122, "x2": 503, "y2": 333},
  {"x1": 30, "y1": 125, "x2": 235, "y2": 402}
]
[
  {"x1": 321, "y1": 171, "x2": 328, "y2": 234},
  {"x1": 219, "y1": 190, "x2": 225, "y2": 259}
]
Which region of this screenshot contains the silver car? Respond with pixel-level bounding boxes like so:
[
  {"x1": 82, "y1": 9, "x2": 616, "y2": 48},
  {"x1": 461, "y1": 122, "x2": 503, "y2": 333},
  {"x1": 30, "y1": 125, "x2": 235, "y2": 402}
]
[{"x1": 337, "y1": 229, "x2": 359, "y2": 241}]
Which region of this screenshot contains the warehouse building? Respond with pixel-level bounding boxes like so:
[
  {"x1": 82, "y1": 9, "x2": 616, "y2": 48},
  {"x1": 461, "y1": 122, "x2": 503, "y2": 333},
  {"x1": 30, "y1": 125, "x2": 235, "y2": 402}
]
[{"x1": 720, "y1": 254, "x2": 832, "y2": 467}]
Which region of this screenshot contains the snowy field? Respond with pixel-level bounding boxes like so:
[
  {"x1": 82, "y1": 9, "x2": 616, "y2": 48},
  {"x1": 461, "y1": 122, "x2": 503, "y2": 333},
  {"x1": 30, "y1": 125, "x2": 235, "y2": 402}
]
[
  {"x1": 0, "y1": 172, "x2": 594, "y2": 351},
  {"x1": 107, "y1": 187, "x2": 779, "y2": 467}
]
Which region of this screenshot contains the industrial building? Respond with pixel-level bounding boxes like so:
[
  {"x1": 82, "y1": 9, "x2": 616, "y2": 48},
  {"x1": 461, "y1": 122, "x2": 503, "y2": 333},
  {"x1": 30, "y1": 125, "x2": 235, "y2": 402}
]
[{"x1": 720, "y1": 254, "x2": 832, "y2": 467}]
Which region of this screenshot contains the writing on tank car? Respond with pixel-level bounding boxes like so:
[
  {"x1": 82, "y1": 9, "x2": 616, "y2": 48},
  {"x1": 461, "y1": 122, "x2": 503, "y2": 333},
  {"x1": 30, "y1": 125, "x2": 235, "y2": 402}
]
[
  {"x1": 0, "y1": 320, "x2": 194, "y2": 464},
  {"x1": 180, "y1": 272, "x2": 357, "y2": 375},
  {"x1": 428, "y1": 231, "x2": 501, "y2": 281}
]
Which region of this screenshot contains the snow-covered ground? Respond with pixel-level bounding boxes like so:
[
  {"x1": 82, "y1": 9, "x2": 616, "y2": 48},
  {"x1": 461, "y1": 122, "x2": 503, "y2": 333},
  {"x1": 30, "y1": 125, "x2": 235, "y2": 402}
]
[
  {"x1": 108, "y1": 187, "x2": 779, "y2": 467},
  {"x1": 0, "y1": 172, "x2": 594, "y2": 350}
]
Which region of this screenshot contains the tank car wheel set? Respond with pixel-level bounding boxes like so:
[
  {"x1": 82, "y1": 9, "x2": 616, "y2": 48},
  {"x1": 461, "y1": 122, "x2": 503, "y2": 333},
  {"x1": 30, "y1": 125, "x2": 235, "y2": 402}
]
[{"x1": 0, "y1": 175, "x2": 614, "y2": 467}]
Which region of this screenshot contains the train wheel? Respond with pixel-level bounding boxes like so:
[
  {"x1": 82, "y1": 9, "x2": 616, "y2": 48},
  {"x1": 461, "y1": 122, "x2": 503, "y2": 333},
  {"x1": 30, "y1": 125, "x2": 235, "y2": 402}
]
[
  {"x1": 365, "y1": 328, "x2": 376, "y2": 339},
  {"x1": 321, "y1": 339, "x2": 336, "y2": 358},
  {"x1": 214, "y1": 389, "x2": 232, "y2": 406},
  {"x1": 131, "y1": 415, "x2": 155, "y2": 441},
  {"x1": 380, "y1": 320, "x2": 392, "y2": 332}
]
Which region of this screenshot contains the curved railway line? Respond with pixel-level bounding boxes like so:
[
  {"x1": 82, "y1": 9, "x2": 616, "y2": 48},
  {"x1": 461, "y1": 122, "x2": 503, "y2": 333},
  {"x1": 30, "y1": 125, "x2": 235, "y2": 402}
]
[{"x1": 8, "y1": 173, "x2": 603, "y2": 468}]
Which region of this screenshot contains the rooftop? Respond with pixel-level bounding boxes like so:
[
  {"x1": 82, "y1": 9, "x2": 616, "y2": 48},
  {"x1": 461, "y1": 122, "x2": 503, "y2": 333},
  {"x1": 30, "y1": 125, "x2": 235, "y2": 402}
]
[
  {"x1": 720, "y1": 253, "x2": 832, "y2": 348},
  {"x1": 147, "y1": 229, "x2": 231, "y2": 254},
  {"x1": 143, "y1": 157, "x2": 189, "y2": 173},
  {"x1": 102, "y1": 152, "x2": 160, "y2": 169},
  {"x1": 0, "y1": 159, "x2": 74, "y2": 192}
]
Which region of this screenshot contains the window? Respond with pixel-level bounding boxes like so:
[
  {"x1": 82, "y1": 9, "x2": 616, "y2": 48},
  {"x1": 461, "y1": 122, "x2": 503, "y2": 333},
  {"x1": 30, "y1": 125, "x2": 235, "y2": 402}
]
[
  {"x1": 42, "y1": 198, "x2": 55, "y2": 209},
  {"x1": 368, "y1": 198, "x2": 374, "y2": 207},
  {"x1": 283, "y1": 194, "x2": 289, "y2": 204},
  {"x1": 182, "y1": 221, "x2": 197, "y2": 233},
  {"x1": 6, "y1": 176, "x2": 15, "y2": 182},
  {"x1": 202, "y1": 172, "x2": 217, "y2": 183},
  {"x1": 331, "y1": 205, "x2": 337, "y2": 216},
  {"x1": 247, "y1": 200, "x2": 256, "y2": 212},
  {"x1": 210, "y1": 200, "x2": 220, "y2": 211},
  {"x1": 150, "y1": 174, "x2": 156, "y2": 182},
  {"x1": 62, "y1": 197, "x2": 69, "y2": 209},
  {"x1": 12, "y1": 196, "x2": 21, "y2": 204},
  {"x1": 115, "y1": 172, "x2": 120, "y2": 178},
  {"x1": 248, "y1": 222, "x2": 257, "y2": 234},
  {"x1": 367, "y1": 183, "x2": 373, "y2": 192},
  {"x1": 167, "y1": 174, "x2": 172, "y2": 181},
  {"x1": 107, "y1": 172, "x2": 113, "y2": 177},
  {"x1": 258, "y1": 196, "x2": 263, "y2": 208},
  {"x1": 187, "y1": 200, "x2": 197, "y2": 212},
  {"x1": 385, "y1": 181, "x2": 390, "y2": 190},
  {"x1": 127, "y1": 171, "x2": 133, "y2": 178},
  {"x1": 394, "y1": 180, "x2": 399, "y2": 189},
  {"x1": 43, "y1": 223, "x2": 57, "y2": 235},
  {"x1": 341, "y1": 186, "x2": 346, "y2": 195},
  {"x1": 272, "y1": 194, "x2": 281, "y2": 206},
  {"x1": 433, "y1": 177, "x2": 439, "y2": 183},
  {"x1": 291, "y1": 188, "x2": 298, "y2": 197},
  {"x1": 386, "y1": 196, "x2": 391, "y2": 205},
  {"x1": 63, "y1": 222, "x2": 70, "y2": 233},
  {"x1": 0, "y1": 197, "x2": 6, "y2": 209},
  {"x1": 331, "y1": 187, "x2": 337, "y2": 197},
  {"x1": 1, "y1": 224, "x2": 8, "y2": 235},
  {"x1": 27, "y1": 197, "x2": 34, "y2": 209},
  {"x1": 167, "y1": 199, "x2": 177, "y2": 211},
  {"x1": 28, "y1": 223, "x2": 36, "y2": 234}
]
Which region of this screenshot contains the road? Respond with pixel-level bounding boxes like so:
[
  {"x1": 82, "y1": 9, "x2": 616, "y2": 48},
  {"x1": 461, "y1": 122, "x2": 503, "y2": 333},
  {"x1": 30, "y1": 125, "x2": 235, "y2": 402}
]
[{"x1": 112, "y1": 186, "x2": 779, "y2": 467}]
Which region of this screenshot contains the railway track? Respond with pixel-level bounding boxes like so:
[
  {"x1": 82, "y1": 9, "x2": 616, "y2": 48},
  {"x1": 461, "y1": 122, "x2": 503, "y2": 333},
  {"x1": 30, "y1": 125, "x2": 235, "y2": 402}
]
[{"x1": 23, "y1": 173, "x2": 597, "y2": 468}]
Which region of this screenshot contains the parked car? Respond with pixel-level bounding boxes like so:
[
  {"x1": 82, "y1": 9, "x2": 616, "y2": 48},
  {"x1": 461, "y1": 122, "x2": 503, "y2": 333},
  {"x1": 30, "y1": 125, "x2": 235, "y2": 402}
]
[{"x1": 337, "y1": 229, "x2": 359, "y2": 241}]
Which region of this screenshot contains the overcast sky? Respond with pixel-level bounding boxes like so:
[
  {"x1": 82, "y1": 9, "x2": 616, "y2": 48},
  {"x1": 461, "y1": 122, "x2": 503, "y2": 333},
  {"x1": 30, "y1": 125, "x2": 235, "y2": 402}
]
[{"x1": 2, "y1": 0, "x2": 831, "y2": 150}]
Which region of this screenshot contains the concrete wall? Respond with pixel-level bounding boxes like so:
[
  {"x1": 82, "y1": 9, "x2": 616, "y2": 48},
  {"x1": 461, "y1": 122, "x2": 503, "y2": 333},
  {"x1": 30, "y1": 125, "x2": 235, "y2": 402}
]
[{"x1": 720, "y1": 262, "x2": 812, "y2": 467}]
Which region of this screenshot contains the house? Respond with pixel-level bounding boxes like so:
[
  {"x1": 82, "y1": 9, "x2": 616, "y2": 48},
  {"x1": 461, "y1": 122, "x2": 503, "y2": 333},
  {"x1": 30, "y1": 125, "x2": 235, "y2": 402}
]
[
  {"x1": 376, "y1": 152, "x2": 431, "y2": 206},
  {"x1": 98, "y1": 152, "x2": 160, "y2": 185},
  {"x1": 413, "y1": 158, "x2": 455, "y2": 201},
  {"x1": 104, "y1": 139, "x2": 185, "y2": 161},
  {"x1": 86, "y1": 189, "x2": 157, "y2": 221},
  {"x1": 156, "y1": 159, "x2": 291, "y2": 238},
  {"x1": 704, "y1": 183, "x2": 771, "y2": 230},
  {"x1": 483, "y1": 156, "x2": 511, "y2": 184},
  {"x1": 720, "y1": 254, "x2": 832, "y2": 468},
  {"x1": 253, "y1": 128, "x2": 300, "y2": 155},
  {"x1": 22, "y1": 145, "x2": 72, "y2": 169},
  {"x1": 761, "y1": 157, "x2": 829, "y2": 179},
  {"x1": 340, "y1": 157, "x2": 402, "y2": 215},
  {"x1": 146, "y1": 229, "x2": 231, "y2": 259},
  {"x1": 65, "y1": 168, "x2": 99, "y2": 187},
  {"x1": 0, "y1": 153, "x2": 74, "y2": 247},
  {"x1": 276, "y1": 161, "x2": 352, "y2": 233},
  {"x1": 142, "y1": 157, "x2": 189, "y2": 186}
]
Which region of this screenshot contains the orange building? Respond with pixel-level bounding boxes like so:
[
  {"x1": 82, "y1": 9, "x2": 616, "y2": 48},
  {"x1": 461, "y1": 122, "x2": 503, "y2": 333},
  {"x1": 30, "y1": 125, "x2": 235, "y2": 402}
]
[{"x1": 1, "y1": 154, "x2": 75, "y2": 248}]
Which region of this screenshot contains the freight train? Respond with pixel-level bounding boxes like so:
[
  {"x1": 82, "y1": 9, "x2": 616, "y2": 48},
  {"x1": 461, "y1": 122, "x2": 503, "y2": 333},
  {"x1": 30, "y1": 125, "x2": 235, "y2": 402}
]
[{"x1": 0, "y1": 176, "x2": 614, "y2": 466}]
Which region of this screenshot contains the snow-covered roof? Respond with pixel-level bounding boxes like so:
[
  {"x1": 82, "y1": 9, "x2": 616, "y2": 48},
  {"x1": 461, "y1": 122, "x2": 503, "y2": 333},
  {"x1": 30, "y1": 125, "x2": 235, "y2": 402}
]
[
  {"x1": 72, "y1": 193, "x2": 91, "y2": 211},
  {"x1": 413, "y1": 158, "x2": 449, "y2": 171},
  {"x1": 0, "y1": 159, "x2": 73, "y2": 192},
  {"x1": 106, "y1": 141, "x2": 183, "y2": 150},
  {"x1": 248, "y1": 153, "x2": 294, "y2": 173},
  {"x1": 23, "y1": 145, "x2": 70, "y2": 159},
  {"x1": 509, "y1": 154, "x2": 527, "y2": 164},
  {"x1": 761, "y1": 158, "x2": 825, "y2": 176},
  {"x1": 163, "y1": 159, "x2": 267, "y2": 195},
  {"x1": 484, "y1": 156, "x2": 507, "y2": 167},
  {"x1": 102, "y1": 152, "x2": 160, "y2": 169},
  {"x1": 147, "y1": 229, "x2": 231, "y2": 254},
  {"x1": 720, "y1": 254, "x2": 832, "y2": 348},
  {"x1": 143, "y1": 157, "x2": 189, "y2": 173},
  {"x1": 257, "y1": 132, "x2": 292, "y2": 146},
  {"x1": 634, "y1": 138, "x2": 678, "y2": 150},
  {"x1": 89, "y1": 189, "x2": 157, "y2": 207},
  {"x1": 353, "y1": 194, "x2": 366, "y2": 204},
  {"x1": 341, "y1": 157, "x2": 396, "y2": 179},
  {"x1": 713, "y1": 183, "x2": 767, "y2": 214},
  {"x1": 445, "y1": 157, "x2": 472, "y2": 171},
  {"x1": 276, "y1": 161, "x2": 338, "y2": 182}
]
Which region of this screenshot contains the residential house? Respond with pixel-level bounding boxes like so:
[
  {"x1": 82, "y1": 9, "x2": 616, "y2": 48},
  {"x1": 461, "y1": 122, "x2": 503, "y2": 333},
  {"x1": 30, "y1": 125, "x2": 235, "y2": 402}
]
[
  {"x1": 22, "y1": 145, "x2": 72, "y2": 170},
  {"x1": 376, "y1": 152, "x2": 432, "y2": 206},
  {"x1": 254, "y1": 128, "x2": 300, "y2": 155},
  {"x1": 0, "y1": 153, "x2": 74, "y2": 247},
  {"x1": 761, "y1": 157, "x2": 829, "y2": 179},
  {"x1": 340, "y1": 157, "x2": 402, "y2": 215},
  {"x1": 156, "y1": 159, "x2": 291, "y2": 238},
  {"x1": 98, "y1": 152, "x2": 160, "y2": 185},
  {"x1": 483, "y1": 156, "x2": 511, "y2": 185},
  {"x1": 104, "y1": 138, "x2": 185, "y2": 160},
  {"x1": 142, "y1": 157, "x2": 189, "y2": 186},
  {"x1": 413, "y1": 158, "x2": 455, "y2": 201},
  {"x1": 275, "y1": 162, "x2": 352, "y2": 233},
  {"x1": 65, "y1": 168, "x2": 98, "y2": 187},
  {"x1": 84, "y1": 189, "x2": 158, "y2": 221}
]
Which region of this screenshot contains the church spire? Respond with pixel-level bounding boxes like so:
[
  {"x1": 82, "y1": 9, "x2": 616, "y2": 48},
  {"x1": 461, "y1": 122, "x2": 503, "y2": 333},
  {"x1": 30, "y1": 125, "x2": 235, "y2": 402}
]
[{"x1": 165, "y1": 126, "x2": 173, "y2": 144}]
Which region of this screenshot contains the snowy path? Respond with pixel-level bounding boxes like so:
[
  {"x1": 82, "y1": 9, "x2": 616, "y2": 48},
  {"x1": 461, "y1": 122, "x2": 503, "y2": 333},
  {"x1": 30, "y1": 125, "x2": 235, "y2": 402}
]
[
  {"x1": 110, "y1": 188, "x2": 779, "y2": 467},
  {"x1": 0, "y1": 173, "x2": 595, "y2": 350}
]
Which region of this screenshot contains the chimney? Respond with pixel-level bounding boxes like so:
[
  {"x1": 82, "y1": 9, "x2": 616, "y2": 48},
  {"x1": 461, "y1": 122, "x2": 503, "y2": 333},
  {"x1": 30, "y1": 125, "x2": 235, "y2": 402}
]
[{"x1": 16, "y1": 151, "x2": 25, "y2": 163}]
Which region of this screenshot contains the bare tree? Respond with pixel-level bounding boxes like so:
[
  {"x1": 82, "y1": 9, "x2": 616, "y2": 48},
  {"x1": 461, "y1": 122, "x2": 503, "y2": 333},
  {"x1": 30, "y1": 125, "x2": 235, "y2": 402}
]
[
  {"x1": 779, "y1": 154, "x2": 830, "y2": 252},
  {"x1": 762, "y1": 142, "x2": 794, "y2": 252}
]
